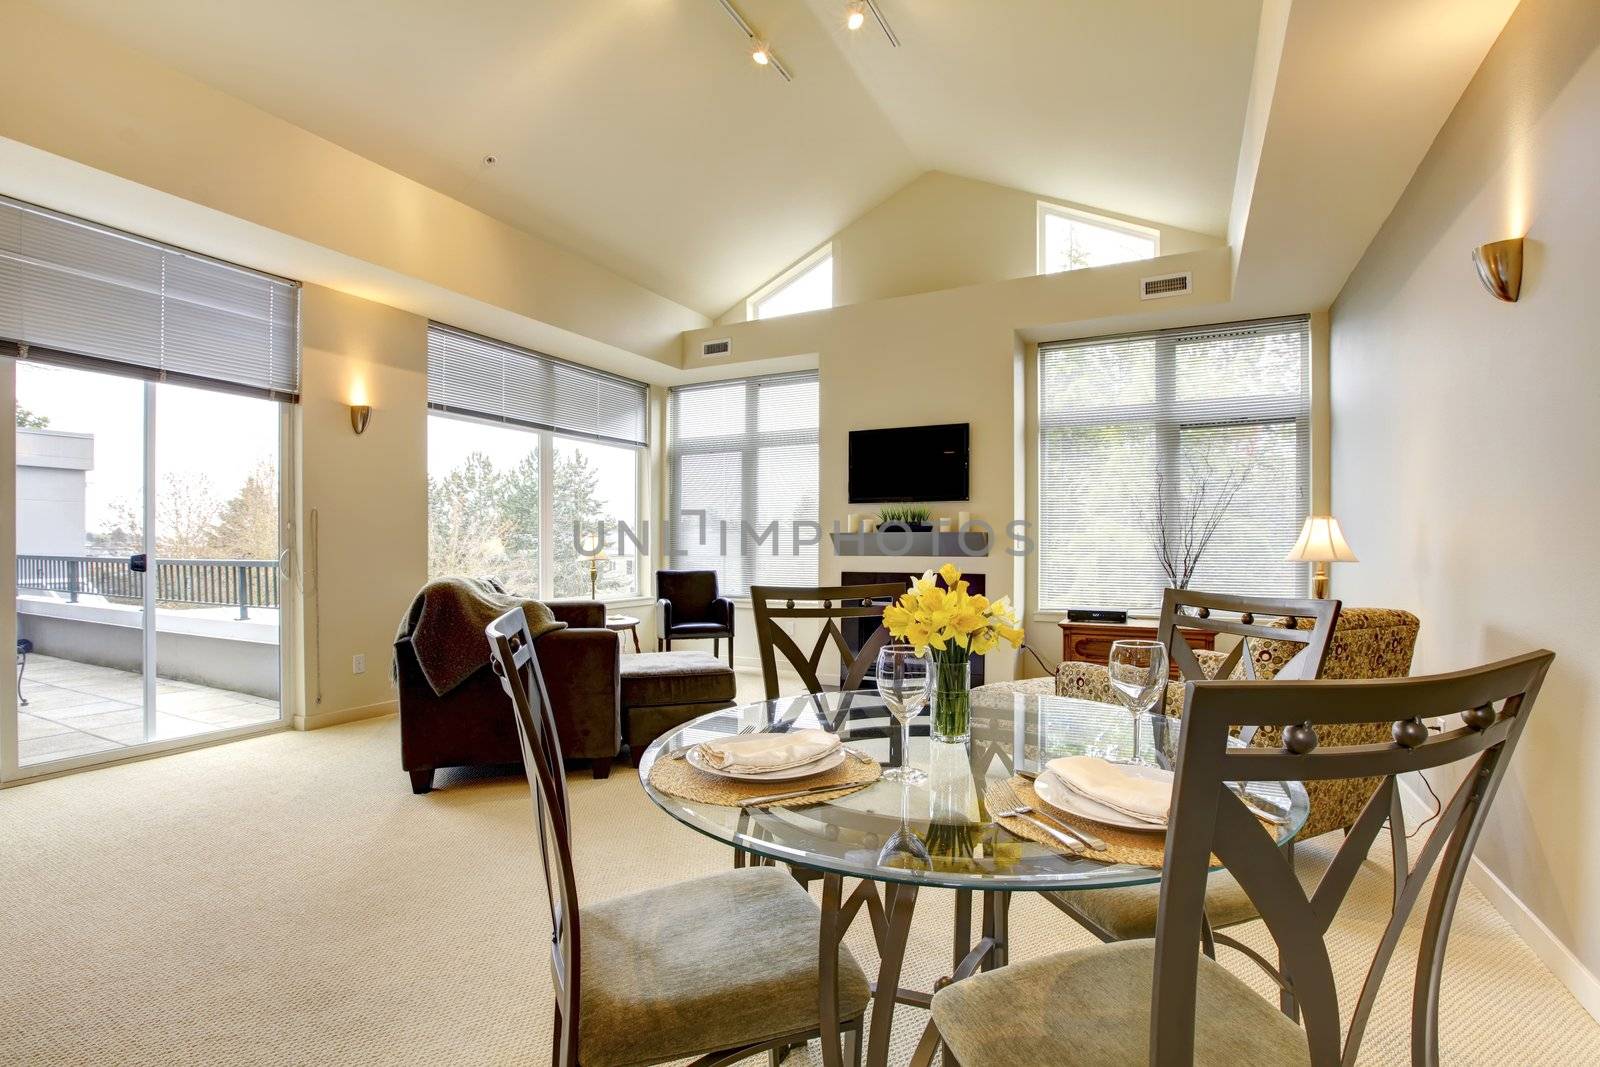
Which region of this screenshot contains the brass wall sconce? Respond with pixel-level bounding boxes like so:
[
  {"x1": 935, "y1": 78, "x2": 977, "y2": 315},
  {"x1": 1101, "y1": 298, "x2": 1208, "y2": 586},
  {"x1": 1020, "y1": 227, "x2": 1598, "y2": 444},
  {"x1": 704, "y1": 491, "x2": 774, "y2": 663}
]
[
  {"x1": 350, "y1": 404, "x2": 372, "y2": 435},
  {"x1": 1472, "y1": 237, "x2": 1523, "y2": 302}
]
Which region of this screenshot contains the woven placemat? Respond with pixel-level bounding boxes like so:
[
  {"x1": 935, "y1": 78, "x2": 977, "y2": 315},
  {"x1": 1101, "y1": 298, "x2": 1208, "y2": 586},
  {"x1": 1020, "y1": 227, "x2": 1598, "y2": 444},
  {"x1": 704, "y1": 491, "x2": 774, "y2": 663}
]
[
  {"x1": 986, "y1": 776, "x2": 1177, "y2": 868},
  {"x1": 648, "y1": 751, "x2": 881, "y2": 808}
]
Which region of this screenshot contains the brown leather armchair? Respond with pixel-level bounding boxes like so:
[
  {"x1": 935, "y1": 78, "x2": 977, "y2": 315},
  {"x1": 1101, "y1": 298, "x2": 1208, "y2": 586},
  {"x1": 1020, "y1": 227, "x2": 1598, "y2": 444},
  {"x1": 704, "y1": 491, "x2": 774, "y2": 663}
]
[
  {"x1": 656, "y1": 569, "x2": 735, "y2": 666},
  {"x1": 395, "y1": 599, "x2": 621, "y2": 791}
]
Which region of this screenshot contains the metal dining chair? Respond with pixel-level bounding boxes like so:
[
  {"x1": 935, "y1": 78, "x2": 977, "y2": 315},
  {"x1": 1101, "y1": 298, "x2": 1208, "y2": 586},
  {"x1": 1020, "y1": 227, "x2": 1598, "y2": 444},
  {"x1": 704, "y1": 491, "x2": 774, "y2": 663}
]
[
  {"x1": 914, "y1": 649, "x2": 1554, "y2": 1066},
  {"x1": 486, "y1": 607, "x2": 869, "y2": 1067},
  {"x1": 749, "y1": 582, "x2": 906, "y2": 701},
  {"x1": 1043, "y1": 590, "x2": 1340, "y2": 1010}
]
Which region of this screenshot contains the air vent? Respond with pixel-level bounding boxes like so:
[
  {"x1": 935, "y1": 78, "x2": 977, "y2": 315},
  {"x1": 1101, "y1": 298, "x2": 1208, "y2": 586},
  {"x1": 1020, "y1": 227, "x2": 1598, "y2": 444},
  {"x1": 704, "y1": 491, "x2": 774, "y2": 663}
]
[
  {"x1": 700, "y1": 338, "x2": 732, "y2": 358},
  {"x1": 1140, "y1": 272, "x2": 1192, "y2": 300}
]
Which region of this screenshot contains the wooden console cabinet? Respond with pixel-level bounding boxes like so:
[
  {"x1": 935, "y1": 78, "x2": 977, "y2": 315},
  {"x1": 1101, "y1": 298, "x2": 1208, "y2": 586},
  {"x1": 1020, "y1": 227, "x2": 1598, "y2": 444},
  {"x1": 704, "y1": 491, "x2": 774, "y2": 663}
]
[{"x1": 1057, "y1": 619, "x2": 1215, "y2": 680}]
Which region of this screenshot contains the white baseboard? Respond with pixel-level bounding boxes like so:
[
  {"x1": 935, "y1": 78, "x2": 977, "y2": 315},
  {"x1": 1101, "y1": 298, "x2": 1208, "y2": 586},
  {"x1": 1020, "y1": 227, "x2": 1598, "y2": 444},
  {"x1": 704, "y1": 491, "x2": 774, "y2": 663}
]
[
  {"x1": 1466, "y1": 852, "x2": 1600, "y2": 1023},
  {"x1": 1398, "y1": 777, "x2": 1600, "y2": 1024},
  {"x1": 294, "y1": 699, "x2": 395, "y2": 731}
]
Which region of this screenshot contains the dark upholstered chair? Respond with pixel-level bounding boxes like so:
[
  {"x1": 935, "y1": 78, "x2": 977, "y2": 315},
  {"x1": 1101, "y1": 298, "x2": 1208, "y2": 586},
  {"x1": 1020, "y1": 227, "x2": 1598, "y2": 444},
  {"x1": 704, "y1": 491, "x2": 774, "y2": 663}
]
[
  {"x1": 656, "y1": 569, "x2": 734, "y2": 666},
  {"x1": 486, "y1": 606, "x2": 869, "y2": 1067},
  {"x1": 395, "y1": 599, "x2": 621, "y2": 789},
  {"x1": 917, "y1": 651, "x2": 1553, "y2": 1066}
]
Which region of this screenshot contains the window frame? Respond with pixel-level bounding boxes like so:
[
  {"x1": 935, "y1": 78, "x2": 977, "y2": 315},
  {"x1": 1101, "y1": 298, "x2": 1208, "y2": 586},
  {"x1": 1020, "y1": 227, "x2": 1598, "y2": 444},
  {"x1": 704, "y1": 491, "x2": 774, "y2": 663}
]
[
  {"x1": 1033, "y1": 316, "x2": 1311, "y2": 614},
  {"x1": 746, "y1": 244, "x2": 834, "y2": 321},
  {"x1": 1035, "y1": 202, "x2": 1161, "y2": 276},
  {"x1": 424, "y1": 410, "x2": 649, "y2": 603},
  {"x1": 666, "y1": 371, "x2": 821, "y2": 598}
]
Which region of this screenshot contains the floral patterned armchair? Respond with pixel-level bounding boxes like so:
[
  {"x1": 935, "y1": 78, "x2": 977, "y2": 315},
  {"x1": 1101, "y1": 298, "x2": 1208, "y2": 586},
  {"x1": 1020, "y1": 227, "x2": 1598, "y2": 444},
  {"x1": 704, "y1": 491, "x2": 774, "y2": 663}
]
[{"x1": 977, "y1": 607, "x2": 1421, "y2": 839}]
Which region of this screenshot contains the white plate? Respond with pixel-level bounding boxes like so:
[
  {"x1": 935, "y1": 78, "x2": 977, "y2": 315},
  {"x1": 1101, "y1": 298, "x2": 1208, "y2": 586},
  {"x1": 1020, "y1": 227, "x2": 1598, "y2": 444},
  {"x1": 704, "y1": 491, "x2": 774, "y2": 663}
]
[
  {"x1": 1033, "y1": 765, "x2": 1172, "y2": 832},
  {"x1": 685, "y1": 744, "x2": 847, "y2": 782}
]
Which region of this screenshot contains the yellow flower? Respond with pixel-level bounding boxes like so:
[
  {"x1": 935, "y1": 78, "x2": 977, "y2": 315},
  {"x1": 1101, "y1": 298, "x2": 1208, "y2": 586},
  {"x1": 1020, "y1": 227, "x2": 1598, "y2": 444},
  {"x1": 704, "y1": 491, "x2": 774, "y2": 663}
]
[
  {"x1": 882, "y1": 562, "x2": 1025, "y2": 658},
  {"x1": 883, "y1": 604, "x2": 913, "y2": 635}
]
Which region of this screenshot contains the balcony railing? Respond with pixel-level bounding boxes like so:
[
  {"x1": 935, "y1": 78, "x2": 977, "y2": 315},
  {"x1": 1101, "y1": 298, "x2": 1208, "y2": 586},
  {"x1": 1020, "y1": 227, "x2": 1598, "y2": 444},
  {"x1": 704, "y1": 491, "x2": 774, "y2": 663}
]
[{"x1": 16, "y1": 554, "x2": 279, "y2": 620}]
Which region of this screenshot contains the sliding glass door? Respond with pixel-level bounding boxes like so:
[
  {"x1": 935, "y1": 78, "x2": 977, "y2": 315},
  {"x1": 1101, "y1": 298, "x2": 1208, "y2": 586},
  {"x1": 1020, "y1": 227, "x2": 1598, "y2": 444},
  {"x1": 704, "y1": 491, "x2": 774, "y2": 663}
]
[
  {"x1": 2, "y1": 193, "x2": 301, "y2": 781},
  {"x1": 8, "y1": 360, "x2": 287, "y2": 776}
]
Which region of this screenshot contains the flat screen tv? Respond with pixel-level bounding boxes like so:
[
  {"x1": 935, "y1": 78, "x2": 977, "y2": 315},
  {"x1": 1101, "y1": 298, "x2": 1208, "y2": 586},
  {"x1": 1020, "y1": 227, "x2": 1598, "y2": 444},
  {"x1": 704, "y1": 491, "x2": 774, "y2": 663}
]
[{"x1": 848, "y1": 422, "x2": 969, "y2": 503}]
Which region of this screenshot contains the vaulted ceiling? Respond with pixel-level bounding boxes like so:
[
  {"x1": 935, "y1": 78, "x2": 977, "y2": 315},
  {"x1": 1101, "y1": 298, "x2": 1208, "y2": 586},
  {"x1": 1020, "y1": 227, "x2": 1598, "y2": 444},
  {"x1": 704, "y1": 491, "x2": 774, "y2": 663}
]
[{"x1": 30, "y1": 0, "x2": 1262, "y2": 318}]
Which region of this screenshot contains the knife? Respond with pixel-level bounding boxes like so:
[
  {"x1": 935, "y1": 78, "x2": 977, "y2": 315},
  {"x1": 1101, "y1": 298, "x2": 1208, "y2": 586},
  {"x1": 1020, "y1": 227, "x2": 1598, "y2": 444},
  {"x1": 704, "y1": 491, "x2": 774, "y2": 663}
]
[{"x1": 738, "y1": 781, "x2": 863, "y2": 807}]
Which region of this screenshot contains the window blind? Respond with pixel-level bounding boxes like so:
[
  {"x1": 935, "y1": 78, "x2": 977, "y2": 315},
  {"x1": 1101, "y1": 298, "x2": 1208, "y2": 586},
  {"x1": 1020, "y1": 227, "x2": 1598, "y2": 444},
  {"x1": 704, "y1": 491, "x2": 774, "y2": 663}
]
[
  {"x1": 427, "y1": 323, "x2": 648, "y2": 448},
  {"x1": 1037, "y1": 316, "x2": 1310, "y2": 611},
  {"x1": 668, "y1": 372, "x2": 820, "y2": 596},
  {"x1": 0, "y1": 195, "x2": 300, "y2": 399}
]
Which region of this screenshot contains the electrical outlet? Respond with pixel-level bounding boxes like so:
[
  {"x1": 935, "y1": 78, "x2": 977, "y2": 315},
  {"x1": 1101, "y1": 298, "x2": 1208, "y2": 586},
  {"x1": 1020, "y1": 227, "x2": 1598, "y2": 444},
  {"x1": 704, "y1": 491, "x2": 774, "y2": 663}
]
[{"x1": 352, "y1": 653, "x2": 367, "y2": 675}]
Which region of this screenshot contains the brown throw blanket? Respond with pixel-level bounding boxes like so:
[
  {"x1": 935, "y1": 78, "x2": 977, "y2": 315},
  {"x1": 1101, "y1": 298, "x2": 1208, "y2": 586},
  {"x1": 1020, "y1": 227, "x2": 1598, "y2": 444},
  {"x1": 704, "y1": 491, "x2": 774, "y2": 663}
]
[{"x1": 397, "y1": 577, "x2": 564, "y2": 696}]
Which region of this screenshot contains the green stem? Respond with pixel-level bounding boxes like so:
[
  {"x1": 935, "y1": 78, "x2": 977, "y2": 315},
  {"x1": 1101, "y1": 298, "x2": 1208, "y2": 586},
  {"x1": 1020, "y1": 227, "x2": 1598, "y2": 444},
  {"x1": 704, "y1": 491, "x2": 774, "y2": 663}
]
[{"x1": 929, "y1": 645, "x2": 972, "y2": 740}]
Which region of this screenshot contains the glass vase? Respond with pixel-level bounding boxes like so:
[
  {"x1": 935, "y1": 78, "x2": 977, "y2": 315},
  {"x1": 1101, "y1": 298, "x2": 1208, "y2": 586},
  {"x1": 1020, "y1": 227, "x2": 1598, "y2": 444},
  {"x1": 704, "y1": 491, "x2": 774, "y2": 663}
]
[{"x1": 928, "y1": 652, "x2": 973, "y2": 743}]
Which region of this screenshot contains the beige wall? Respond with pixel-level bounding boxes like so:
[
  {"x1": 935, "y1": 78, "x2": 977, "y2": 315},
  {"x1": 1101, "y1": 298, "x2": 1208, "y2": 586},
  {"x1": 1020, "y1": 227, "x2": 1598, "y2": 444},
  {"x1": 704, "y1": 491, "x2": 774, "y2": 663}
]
[
  {"x1": 0, "y1": 0, "x2": 707, "y2": 376},
  {"x1": 686, "y1": 246, "x2": 1237, "y2": 682},
  {"x1": 1330, "y1": 0, "x2": 1600, "y2": 996},
  {"x1": 720, "y1": 171, "x2": 1222, "y2": 324},
  {"x1": 296, "y1": 286, "x2": 430, "y2": 726}
]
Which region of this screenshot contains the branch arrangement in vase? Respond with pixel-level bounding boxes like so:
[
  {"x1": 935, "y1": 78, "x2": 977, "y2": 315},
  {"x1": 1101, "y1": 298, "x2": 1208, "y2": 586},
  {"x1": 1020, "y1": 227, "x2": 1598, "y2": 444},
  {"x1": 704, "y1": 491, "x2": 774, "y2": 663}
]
[{"x1": 1144, "y1": 451, "x2": 1260, "y2": 589}]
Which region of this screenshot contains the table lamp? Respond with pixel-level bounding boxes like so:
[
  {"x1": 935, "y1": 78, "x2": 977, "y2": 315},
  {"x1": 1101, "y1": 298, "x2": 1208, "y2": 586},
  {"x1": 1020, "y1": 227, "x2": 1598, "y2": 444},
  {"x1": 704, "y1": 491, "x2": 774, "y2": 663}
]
[
  {"x1": 579, "y1": 533, "x2": 608, "y2": 601},
  {"x1": 1286, "y1": 515, "x2": 1358, "y2": 599}
]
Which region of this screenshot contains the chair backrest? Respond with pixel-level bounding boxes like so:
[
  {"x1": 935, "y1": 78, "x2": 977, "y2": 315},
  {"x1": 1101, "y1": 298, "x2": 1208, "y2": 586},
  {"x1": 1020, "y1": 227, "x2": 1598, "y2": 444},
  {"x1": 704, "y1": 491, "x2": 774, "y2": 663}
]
[
  {"x1": 1156, "y1": 587, "x2": 1340, "y2": 685},
  {"x1": 656, "y1": 569, "x2": 719, "y2": 622},
  {"x1": 750, "y1": 582, "x2": 906, "y2": 700},
  {"x1": 485, "y1": 607, "x2": 582, "y2": 1067},
  {"x1": 1149, "y1": 650, "x2": 1554, "y2": 1066}
]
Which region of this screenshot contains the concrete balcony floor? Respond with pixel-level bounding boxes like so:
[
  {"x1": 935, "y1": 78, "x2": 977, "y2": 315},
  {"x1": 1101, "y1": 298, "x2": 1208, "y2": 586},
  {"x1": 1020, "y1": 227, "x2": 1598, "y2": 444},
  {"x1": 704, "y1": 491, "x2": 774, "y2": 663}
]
[{"x1": 15, "y1": 654, "x2": 279, "y2": 767}]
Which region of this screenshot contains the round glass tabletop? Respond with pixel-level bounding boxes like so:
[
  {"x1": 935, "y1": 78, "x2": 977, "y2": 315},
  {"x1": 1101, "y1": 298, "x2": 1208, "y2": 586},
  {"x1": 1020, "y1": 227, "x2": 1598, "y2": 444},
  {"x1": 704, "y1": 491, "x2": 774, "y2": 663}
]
[{"x1": 639, "y1": 687, "x2": 1310, "y2": 893}]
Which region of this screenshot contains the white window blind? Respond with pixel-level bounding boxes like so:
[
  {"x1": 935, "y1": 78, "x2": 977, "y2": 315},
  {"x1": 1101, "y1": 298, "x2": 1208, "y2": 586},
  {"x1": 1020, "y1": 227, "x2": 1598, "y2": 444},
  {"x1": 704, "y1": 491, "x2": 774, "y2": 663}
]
[
  {"x1": 668, "y1": 372, "x2": 820, "y2": 596},
  {"x1": 0, "y1": 195, "x2": 300, "y2": 399},
  {"x1": 426, "y1": 323, "x2": 648, "y2": 448},
  {"x1": 1038, "y1": 316, "x2": 1310, "y2": 611}
]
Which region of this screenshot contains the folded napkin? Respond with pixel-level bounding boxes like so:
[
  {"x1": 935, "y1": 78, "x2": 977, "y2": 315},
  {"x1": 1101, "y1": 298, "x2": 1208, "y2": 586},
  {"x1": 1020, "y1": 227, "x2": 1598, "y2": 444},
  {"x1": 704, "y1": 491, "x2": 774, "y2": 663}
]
[
  {"x1": 1045, "y1": 755, "x2": 1172, "y2": 825},
  {"x1": 697, "y1": 729, "x2": 840, "y2": 773}
]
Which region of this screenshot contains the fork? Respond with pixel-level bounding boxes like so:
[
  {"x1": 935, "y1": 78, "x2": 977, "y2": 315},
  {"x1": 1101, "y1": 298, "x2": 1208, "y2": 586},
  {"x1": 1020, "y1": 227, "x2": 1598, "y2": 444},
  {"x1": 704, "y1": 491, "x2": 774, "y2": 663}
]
[{"x1": 995, "y1": 778, "x2": 1108, "y2": 852}]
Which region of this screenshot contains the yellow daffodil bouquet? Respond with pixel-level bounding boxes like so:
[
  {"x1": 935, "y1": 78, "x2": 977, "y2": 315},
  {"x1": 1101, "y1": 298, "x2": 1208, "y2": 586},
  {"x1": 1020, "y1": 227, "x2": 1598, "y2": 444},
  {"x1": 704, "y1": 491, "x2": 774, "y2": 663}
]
[{"x1": 882, "y1": 563, "x2": 1024, "y2": 741}]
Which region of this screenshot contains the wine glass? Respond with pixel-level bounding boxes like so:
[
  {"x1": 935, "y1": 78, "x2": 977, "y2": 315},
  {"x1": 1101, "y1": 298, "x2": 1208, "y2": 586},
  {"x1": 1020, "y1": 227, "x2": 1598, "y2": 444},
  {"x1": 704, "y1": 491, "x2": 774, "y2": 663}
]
[
  {"x1": 1107, "y1": 639, "x2": 1169, "y2": 762},
  {"x1": 876, "y1": 644, "x2": 930, "y2": 784},
  {"x1": 877, "y1": 779, "x2": 932, "y2": 871}
]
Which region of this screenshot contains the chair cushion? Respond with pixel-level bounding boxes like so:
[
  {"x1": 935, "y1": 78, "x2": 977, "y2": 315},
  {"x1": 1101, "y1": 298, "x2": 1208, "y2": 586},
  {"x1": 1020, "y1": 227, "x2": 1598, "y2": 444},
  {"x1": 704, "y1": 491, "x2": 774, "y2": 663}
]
[
  {"x1": 932, "y1": 940, "x2": 1310, "y2": 1067},
  {"x1": 578, "y1": 866, "x2": 871, "y2": 1067},
  {"x1": 620, "y1": 651, "x2": 736, "y2": 708},
  {"x1": 1050, "y1": 848, "x2": 1333, "y2": 941},
  {"x1": 666, "y1": 621, "x2": 732, "y2": 637}
]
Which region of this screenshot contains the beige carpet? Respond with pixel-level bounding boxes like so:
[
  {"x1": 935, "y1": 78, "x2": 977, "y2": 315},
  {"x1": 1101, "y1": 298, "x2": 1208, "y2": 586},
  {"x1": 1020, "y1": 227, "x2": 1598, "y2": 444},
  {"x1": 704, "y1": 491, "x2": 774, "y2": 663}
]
[{"x1": 2, "y1": 715, "x2": 1597, "y2": 1066}]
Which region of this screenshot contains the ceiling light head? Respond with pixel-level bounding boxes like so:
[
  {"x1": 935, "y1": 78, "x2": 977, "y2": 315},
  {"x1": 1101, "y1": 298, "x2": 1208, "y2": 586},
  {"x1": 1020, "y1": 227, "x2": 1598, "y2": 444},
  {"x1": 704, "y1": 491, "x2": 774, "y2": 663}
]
[
  {"x1": 846, "y1": 2, "x2": 867, "y2": 30},
  {"x1": 751, "y1": 39, "x2": 770, "y2": 65}
]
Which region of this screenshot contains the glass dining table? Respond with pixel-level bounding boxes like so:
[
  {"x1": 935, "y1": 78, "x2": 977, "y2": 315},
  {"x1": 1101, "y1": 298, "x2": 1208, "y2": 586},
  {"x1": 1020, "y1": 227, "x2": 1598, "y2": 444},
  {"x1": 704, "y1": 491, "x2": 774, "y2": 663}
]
[{"x1": 638, "y1": 686, "x2": 1310, "y2": 1067}]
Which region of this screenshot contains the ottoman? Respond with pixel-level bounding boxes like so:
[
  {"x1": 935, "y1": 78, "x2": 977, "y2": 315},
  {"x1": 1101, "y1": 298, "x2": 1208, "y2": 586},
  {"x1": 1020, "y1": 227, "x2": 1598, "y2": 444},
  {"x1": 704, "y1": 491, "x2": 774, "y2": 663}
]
[{"x1": 620, "y1": 651, "x2": 738, "y2": 756}]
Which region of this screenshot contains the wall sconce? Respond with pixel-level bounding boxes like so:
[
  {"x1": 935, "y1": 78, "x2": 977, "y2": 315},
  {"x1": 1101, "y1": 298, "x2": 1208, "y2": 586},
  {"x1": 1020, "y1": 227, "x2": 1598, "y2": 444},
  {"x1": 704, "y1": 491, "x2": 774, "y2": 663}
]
[
  {"x1": 1472, "y1": 237, "x2": 1523, "y2": 302},
  {"x1": 350, "y1": 405, "x2": 372, "y2": 435}
]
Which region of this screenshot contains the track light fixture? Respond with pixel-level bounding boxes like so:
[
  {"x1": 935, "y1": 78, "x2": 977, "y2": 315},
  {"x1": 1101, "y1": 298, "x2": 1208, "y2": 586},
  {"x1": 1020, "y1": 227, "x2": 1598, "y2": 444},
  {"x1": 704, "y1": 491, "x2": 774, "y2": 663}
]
[
  {"x1": 715, "y1": 0, "x2": 792, "y2": 81},
  {"x1": 849, "y1": 1, "x2": 900, "y2": 46}
]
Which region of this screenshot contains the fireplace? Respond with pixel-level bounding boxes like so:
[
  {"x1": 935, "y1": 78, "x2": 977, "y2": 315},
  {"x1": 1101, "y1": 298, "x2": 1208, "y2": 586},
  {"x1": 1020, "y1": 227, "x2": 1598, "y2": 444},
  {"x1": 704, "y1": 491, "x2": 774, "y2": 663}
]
[{"x1": 840, "y1": 569, "x2": 987, "y2": 687}]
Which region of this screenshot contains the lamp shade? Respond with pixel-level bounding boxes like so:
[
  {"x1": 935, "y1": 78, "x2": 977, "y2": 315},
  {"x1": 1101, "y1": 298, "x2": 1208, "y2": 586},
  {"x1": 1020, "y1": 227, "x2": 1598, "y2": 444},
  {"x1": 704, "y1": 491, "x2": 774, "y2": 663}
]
[{"x1": 1286, "y1": 515, "x2": 1359, "y2": 563}]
